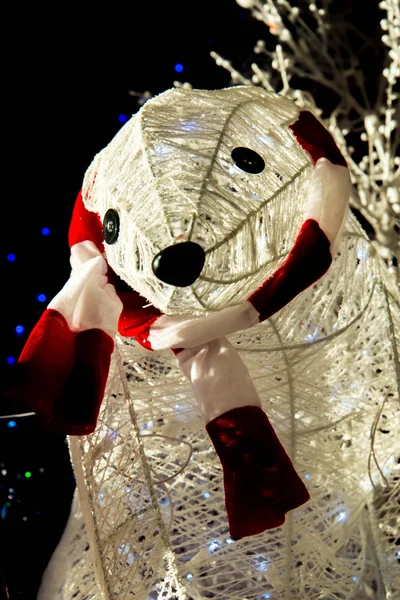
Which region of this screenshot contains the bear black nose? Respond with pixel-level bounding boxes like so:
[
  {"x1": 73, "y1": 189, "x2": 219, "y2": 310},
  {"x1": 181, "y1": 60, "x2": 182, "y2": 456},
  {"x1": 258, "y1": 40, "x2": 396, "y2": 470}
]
[{"x1": 152, "y1": 241, "x2": 206, "y2": 287}]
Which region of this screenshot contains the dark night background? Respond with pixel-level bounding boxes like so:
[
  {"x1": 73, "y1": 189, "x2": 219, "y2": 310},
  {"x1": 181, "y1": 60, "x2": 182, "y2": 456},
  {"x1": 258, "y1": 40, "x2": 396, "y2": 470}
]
[
  {"x1": 1, "y1": 1, "x2": 385, "y2": 598},
  {"x1": 1, "y1": 2, "x2": 267, "y2": 598}
]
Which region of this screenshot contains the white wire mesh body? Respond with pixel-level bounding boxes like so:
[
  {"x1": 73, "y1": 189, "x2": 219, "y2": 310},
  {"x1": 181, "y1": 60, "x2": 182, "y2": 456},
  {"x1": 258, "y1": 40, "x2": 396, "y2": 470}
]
[
  {"x1": 37, "y1": 211, "x2": 400, "y2": 600},
  {"x1": 37, "y1": 86, "x2": 399, "y2": 599}
]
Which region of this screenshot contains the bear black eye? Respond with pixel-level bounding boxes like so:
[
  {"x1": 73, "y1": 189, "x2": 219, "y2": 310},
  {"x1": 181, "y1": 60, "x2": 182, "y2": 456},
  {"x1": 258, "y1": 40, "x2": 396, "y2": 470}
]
[
  {"x1": 103, "y1": 209, "x2": 120, "y2": 244},
  {"x1": 231, "y1": 147, "x2": 265, "y2": 174}
]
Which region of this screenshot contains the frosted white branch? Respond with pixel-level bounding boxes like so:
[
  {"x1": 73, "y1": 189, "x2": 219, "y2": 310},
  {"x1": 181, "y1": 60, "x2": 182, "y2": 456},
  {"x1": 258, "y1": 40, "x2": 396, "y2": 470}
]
[{"x1": 215, "y1": 0, "x2": 400, "y2": 271}]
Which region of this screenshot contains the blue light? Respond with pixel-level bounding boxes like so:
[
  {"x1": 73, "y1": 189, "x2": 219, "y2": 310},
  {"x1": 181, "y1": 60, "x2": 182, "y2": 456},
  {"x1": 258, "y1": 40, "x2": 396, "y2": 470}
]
[
  {"x1": 118, "y1": 114, "x2": 128, "y2": 123},
  {"x1": 305, "y1": 473, "x2": 311, "y2": 479},
  {"x1": 15, "y1": 325, "x2": 25, "y2": 335},
  {"x1": 41, "y1": 227, "x2": 50, "y2": 236},
  {"x1": 305, "y1": 327, "x2": 319, "y2": 342},
  {"x1": 37, "y1": 293, "x2": 46, "y2": 303},
  {"x1": 255, "y1": 557, "x2": 268, "y2": 572},
  {"x1": 7, "y1": 356, "x2": 15, "y2": 365},
  {"x1": 263, "y1": 135, "x2": 275, "y2": 146},
  {"x1": 181, "y1": 119, "x2": 199, "y2": 132},
  {"x1": 7, "y1": 253, "x2": 16, "y2": 262},
  {"x1": 207, "y1": 539, "x2": 221, "y2": 553},
  {"x1": 7, "y1": 421, "x2": 17, "y2": 429},
  {"x1": 261, "y1": 594, "x2": 272, "y2": 599},
  {"x1": 352, "y1": 576, "x2": 359, "y2": 582},
  {"x1": 357, "y1": 246, "x2": 367, "y2": 262},
  {"x1": 118, "y1": 542, "x2": 130, "y2": 555},
  {"x1": 106, "y1": 428, "x2": 118, "y2": 441},
  {"x1": 154, "y1": 144, "x2": 169, "y2": 156},
  {"x1": 174, "y1": 63, "x2": 184, "y2": 73}
]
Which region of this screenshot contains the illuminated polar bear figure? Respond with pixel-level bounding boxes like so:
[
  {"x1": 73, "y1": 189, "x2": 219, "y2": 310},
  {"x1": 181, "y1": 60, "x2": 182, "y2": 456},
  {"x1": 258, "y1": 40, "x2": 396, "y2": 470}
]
[{"x1": 14, "y1": 87, "x2": 399, "y2": 600}]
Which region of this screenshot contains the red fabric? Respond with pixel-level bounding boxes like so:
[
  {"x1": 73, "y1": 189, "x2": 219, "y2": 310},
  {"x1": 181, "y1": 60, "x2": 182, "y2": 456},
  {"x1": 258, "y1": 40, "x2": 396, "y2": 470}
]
[
  {"x1": 68, "y1": 190, "x2": 104, "y2": 252},
  {"x1": 106, "y1": 270, "x2": 163, "y2": 350},
  {"x1": 289, "y1": 111, "x2": 347, "y2": 167},
  {"x1": 248, "y1": 219, "x2": 331, "y2": 322},
  {"x1": 206, "y1": 406, "x2": 310, "y2": 538},
  {"x1": 7, "y1": 309, "x2": 114, "y2": 435},
  {"x1": 119, "y1": 308, "x2": 161, "y2": 350}
]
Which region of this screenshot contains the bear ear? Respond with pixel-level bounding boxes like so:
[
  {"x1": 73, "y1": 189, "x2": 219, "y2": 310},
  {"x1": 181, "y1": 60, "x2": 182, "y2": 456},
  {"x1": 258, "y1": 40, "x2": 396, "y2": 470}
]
[
  {"x1": 68, "y1": 190, "x2": 104, "y2": 253},
  {"x1": 69, "y1": 151, "x2": 105, "y2": 252},
  {"x1": 289, "y1": 111, "x2": 348, "y2": 168}
]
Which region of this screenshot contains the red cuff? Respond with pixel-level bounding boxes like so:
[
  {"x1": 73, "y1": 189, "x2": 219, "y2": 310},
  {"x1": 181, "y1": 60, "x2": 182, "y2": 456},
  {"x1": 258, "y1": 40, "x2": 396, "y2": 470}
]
[
  {"x1": 248, "y1": 219, "x2": 331, "y2": 322},
  {"x1": 206, "y1": 405, "x2": 310, "y2": 538},
  {"x1": 7, "y1": 309, "x2": 114, "y2": 435}
]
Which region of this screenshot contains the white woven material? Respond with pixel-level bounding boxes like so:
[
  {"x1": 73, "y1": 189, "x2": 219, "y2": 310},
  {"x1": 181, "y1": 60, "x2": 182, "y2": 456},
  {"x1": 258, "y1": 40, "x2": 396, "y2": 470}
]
[
  {"x1": 38, "y1": 87, "x2": 399, "y2": 600},
  {"x1": 82, "y1": 86, "x2": 309, "y2": 314}
]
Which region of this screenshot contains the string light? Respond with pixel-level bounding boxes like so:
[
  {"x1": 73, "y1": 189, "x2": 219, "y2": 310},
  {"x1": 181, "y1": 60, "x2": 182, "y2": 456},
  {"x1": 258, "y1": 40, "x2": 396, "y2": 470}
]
[
  {"x1": 207, "y1": 540, "x2": 222, "y2": 553},
  {"x1": 337, "y1": 510, "x2": 348, "y2": 523}
]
